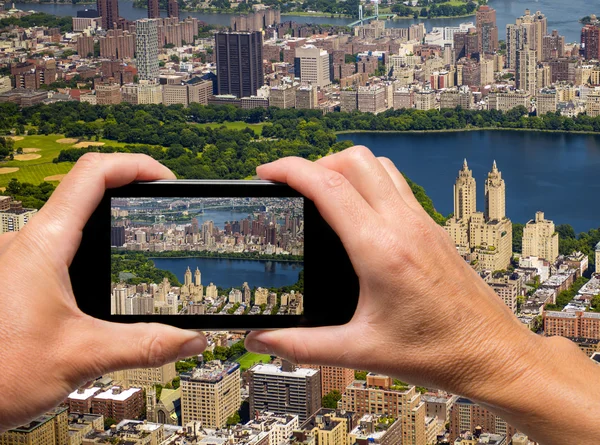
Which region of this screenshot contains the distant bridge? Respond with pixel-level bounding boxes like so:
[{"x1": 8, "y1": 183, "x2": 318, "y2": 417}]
[{"x1": 348, "y1": 14, "x2": 396, "y2": 27}]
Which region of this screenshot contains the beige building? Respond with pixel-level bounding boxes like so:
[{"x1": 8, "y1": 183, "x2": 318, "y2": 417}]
[
  {"x1": 105, "y1": 363, "x2": 176, "y2": 388},
  {"x1": 95, "y1": 82, "x2": 122, "y2": 105},
  {"x1": 515, "y1": 44, "x2": 537, "y2": 94},
  {"x1": 340, "y1": 89, "x2": 358, "y2": 113},
  {"x1": 522, "y1": 211, "x2": 559, "y2": 263},
  {"x1": 67, "y1": 413, "x2": 104, "y2": 445},
  {"x1": 295, "y1": 84, "x2": 318, "y2": 109},
  {"x1": 489, "y1": 281, "x2": 518, "y2": 313},
  {"x1": 357, "y1": 85, "x2": 387, "y2": 114},
  {"x1": 414, "y1": 90, "x2": 436, "y2": 110},
  {"x1": 180, "y1": 361, "x2": 241, "y2": 428},
  {"x1": 340, "y1": 374, "x2": 426, "y2": 445},
  {"x1": 488, "y1": 90, "x2": 530, "y2": 112},
  {"x1": 0, "y1": 199, "x2": 37, "y2": 233},
  {"x1": 348, "y1": 414, "x2": 403, "y2": 445},
  {"x1": 445, "y1": 160, "x2": 513, "y2": 271},
  {"x1": 163, "y1": 79, "x2": 212, "y2": 107},
  {"x1": 536, "y1": 89, "x2": 557, "y2": 115},
  {"x1": 296, "y1": 45, "x2": 331, "y2": 88},
  {"x1": 596, "y1": 242, "x2": 600, "y2": 274},
  {"x1": 480, "y1": 57, "x2": 494, "y2": 86},
  {"x1": 269, "y1": 85, "x2": 295, "y2": 109},
  {"x1": 301, "y1": 409, "x2": 354, "y2": 445},
  {"x1": 586, "y1": 91, "x2": 600, "y2": 117},
  {"x1": 393, "y1": 89, "x2": 414, "y2": 110},
  {"x1": 0, "y1": 407, "x2": 68, "y2": 445}
]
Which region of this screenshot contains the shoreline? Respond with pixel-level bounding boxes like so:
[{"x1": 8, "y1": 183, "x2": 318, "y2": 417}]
[
  {"x1": 146, "y1": 255, "x2": 304, "y2": 263},
  {"x1": 335, "y1": 127, "x2": 600, "y2": 136}
]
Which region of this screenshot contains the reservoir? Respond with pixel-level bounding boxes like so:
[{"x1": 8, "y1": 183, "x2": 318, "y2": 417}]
[
  {"x1": 337, "y1": 131, "x2": 600, "y2": 233},
  {"x1": 152, "y1": 256, "x2": 303, "y2": 289}
]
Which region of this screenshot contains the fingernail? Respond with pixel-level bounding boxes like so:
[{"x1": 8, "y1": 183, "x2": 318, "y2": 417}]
[
  {"x1": 178, "y1": 336, "x2": 206, "y2": 359},
  {"x1": 246, "y1": 337, "x2": 273, "y2": 355}
]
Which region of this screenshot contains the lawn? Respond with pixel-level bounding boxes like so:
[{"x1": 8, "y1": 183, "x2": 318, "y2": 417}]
[
  {"x1": 235, "y1": 352, "x2": 272, "y2": 371},
  {"x1": 0, "y1": 134, "x2": 141, "y2": 187},
  {"x1": 196, "y1": 121, "x2": 264, "y2": 135}
]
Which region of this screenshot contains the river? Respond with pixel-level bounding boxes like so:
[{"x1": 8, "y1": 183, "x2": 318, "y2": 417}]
[
  {"x1": 152, "y1": 256, "x2": 303, "y2": 289},
  {"x1": 337, "y1": 131, "x2": 600, "y2": 233},
  {"x1": 12, "y1": 0, "x2": 589, "y2": 42}
]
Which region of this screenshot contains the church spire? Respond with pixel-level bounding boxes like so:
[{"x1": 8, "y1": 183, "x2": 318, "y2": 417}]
[
  {"x1": 463, "y1": 158, "x2": 468, "y2": 169},
  {"x1": 492, "y1": 160, "x2": 498, "y2": 172}
]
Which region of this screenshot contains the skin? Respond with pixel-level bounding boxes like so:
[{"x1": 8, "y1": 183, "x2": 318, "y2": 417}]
[
  {"x1": 0, "y1": 153, "x2": 207, "y2": 432},
  {"x1": 3, "y1": 149, "x2": 600, "y2": 442},
  {"x1": 245, "y1": 146, "x2": 600, "y2": 445}
]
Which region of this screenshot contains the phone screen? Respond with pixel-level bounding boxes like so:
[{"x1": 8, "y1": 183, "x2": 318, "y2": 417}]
[{"x1": 110, "y1": 197, "x2": 304, "y2": 316}]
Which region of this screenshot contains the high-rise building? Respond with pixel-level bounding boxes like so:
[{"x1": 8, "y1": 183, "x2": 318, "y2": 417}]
[
  {"x1": 535, "y1": 88, "x2": 557, "y2": 115},
  {"x1": 542, "y1": 30, "x2": 564, "y2": 61},
  {"x1": 476, "y1": 5, "x2": 498, "y2": 54},
  {"x1": 450, "y1": 398, "x2": 516, "y2": 442},
  {"x1": 596, "y1": 242, "x2": 600, "y2": 274},
  {"x1": 357, "y1": 85, "x2": 387, "y2": 114},
  {"x1": 0, "y1": 407, "x2": 68, "y2": 445},
  {"x1": 181, "y1": 361, "x2": 241, "y2": 428},
  {"x1": 301, "y1": 365, "x2": 355, "y2": 397},
  {"x1": 0, "y1": 199, "x2": 37, "y2": 233},
  {"x1": 97, "y1": 0, "x2": 119, "y2": 30},
  {"x1": 269, "y1": 84, "x2": 296, "y2": 109},
  {"x1": 167, "y1": 0, "x2": 179, "y2": 18},
  {"x1": 162, "y1": 78, "x2": 212, "y2": 106},
  {"x1": 111, "y1": 225, "x2": 125, "y2": 246},
  {"x1": 295, "y1": 44, "x2": 331, "y2": 88},
  {"x1": 249, "y1": 361, "x2": 321, "y2": 422},
  {"x1": 95, "y1": 82, "x2": 122, "y2": 105},
  {"x1": 104, "y1": 363, "x2": 177, "y2": 388},
  {"x1": 516, "y1": 44, "x2": 537, "y2": 93},
  {"x1": 453, "y1": 29, "x2": 478, "y2": 60},
  {"x1": 581, "y1": 24, "x2": 600, "y2": 61},
  {"x1": 148, "y1": 0, "x2": 160, "y2": 18},
  {"x1": 135, "y1": 19, "x2": 160, "y2": 81},
  {"x1": 414, "y1": 90, "x2": 435, "y2": 110},
  {"x1": 77, "y1": 35, "x2": 95, "y2": 58},
  {"x1": 300, "y1": 408, "x2": 358, "y2": 445},
  {"x1": 295, "y1": 84, "x2": 318, "y2": 109},
  {"x1": 507, "y1": 9, "x2": 547, "y2": 67},
  {"x1": 215, "y1": 31, "x2": 263, "y2": 98},
  {"x1": 522, "y1": 211, "x2": 559, "y2": 263},
  {"x1": 339, "y1": 374, "x2": 426, "y2": 445},
  {"x1": 445, "y1": 160, "x2": 513, "y2": 271}
]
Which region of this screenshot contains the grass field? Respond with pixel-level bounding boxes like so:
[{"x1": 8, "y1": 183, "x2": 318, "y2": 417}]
[
  {"x1": 0, "y1": 134, "x2": 132, "y2": 187},
  {"x1": 235, "y1": 352, "x2": 272, "y2": 371},
  {"x1": 196, "y1": 121, "x2": 264, "y2": 135}
]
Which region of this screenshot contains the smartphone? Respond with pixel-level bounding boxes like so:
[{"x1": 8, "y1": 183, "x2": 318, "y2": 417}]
[{"x1": 70, "y1": 180, "x2": 359, "y2": 330}]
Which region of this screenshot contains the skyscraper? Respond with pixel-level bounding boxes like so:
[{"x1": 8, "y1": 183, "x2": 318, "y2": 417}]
[
  {"x1": 295, "y1": 44, "x2": 331, "y2": 88},
  {"x1": 522, "y1": 211, "x2": 559, "y2": 263},
  {"x1": 249, "y1": 361, "x2": 321, "y2": 422},
  {"x1": 97, "y1": 0, "x2": 119, "y2": 29},
  {"x1": 215, "y1": 31, "x2": 264, "y2": 98},
  {"x1": 167, "y1": 0, "x2": 179, "y2": 18},
  {"x1": 445, "y1": 160, "x2": 512, "y2": 271},
  {"x1": 507, "y1": 9, "x2": 548, "y2": 67},
  {"x1": 516, "y1": 44, "x2": 537, "y2": 94},
  {"x1": 148, "y1": 0, "x2": 160, "y2": 18},
  {"x1": 135, "y1": 19, "x2": 160, "y2": 81},
  {"x1": 476, "y1": 5, "x2": 498, "y2": 54},
  {"x1": 581, "y1": 24, "x2": 600, "y2": 61},
  {"x1": 181, "y1": 361, "x2": 241, "y2": 428}
]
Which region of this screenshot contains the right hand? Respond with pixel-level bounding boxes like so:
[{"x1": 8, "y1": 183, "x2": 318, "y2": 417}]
[{"x1": 246, "y1": 146, "x2": 539, "y2": 394}]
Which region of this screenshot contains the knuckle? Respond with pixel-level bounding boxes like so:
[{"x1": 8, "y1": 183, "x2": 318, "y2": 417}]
[
  {"x1": 288, "y1": 339, "x2": 310, "y2": 365},
  {"x1": 141, "y1": 333, "x2": 170, "y2": 367},
  {"x1": 321, "y1": 170, "x2": 347, "y2": 193},
  {"x1": 347, "y1": 145, "x2": 373, "y2": 161},
  {"x1": 76, "y1": 152, "x2": 104, "y2": 168}
]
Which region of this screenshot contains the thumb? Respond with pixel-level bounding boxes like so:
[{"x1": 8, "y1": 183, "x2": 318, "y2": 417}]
[
  {"x1": 245, "y1": 326, "x2": 352, "y2": 366},
  {"x1": 76, "y1": 320, "x2": 207, "y2": 379}
]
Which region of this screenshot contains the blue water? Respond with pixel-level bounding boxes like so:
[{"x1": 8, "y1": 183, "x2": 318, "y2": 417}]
[
  {"x1": 337, "y1": 131, "x2": 600, "y2": 233},
  {"x1": 13, "y1": 0, "x2": 588, "y2": 42},
  {"x1": 152, "y1": 257, "x2": 303, "y2": 289}
]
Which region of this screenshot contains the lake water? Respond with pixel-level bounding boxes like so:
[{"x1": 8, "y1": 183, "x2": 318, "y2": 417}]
[
  {"x1": 152, "y1": 256, "x2": 303, "y2": 289},
  {"x1": 13, "y1": 0, "x2": 589, "y2": 42},
  {"x1": 337, "y1": 131, "x2": 600, "y2": 233}
]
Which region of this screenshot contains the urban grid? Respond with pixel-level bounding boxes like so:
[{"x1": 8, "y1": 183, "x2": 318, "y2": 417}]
[
  {"x1": 1, "y1": 0, "x2": 600, "y2": 444},
  {"x1": 110, "y1": 197, "x2": 305, "y2": 315}
]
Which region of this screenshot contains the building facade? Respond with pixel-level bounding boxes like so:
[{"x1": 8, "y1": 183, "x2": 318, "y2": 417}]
[{"x1": 215, "y1": 31, "x2": 264, "y2": 98}]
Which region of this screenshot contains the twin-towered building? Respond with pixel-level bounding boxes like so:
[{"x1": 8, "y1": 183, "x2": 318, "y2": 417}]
[{"x1": 445, "y1": 160, "x2": 513, "y2": 271}]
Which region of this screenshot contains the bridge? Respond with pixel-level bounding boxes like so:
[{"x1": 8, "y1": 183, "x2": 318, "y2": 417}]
[{"x1": 348, "y1": 14, "x2": 396, "y2": 27}]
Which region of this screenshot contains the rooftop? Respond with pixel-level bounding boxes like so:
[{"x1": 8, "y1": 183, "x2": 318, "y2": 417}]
[
  {"x1": 68, "y1": 387, "x2": 101, "y2": 401},
  {"x1": 250, "y1": 363, "x2": 318, "y2": 378},
  {"x1": 93, "y1": 386, "x2": 141, "y2": 401},
  {"x1": 182, "y1": 361, "x2": 240, "y2": 383}
]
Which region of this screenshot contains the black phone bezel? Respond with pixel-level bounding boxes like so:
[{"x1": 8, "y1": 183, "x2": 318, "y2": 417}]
[{"x1": 70, "y1": 180, "x2": 359, "y2": 330}]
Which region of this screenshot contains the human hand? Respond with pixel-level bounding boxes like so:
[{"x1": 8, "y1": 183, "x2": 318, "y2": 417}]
[
  {"x1": 245, "y1": 146, "x2": 540, "y2": 394},
  {"x1": 0, "y1": 153, "x2": 206, "y2": 431}
]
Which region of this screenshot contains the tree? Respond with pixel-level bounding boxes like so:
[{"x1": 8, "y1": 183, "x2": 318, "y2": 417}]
[
  {"x1": 354, "y1": 370, "x2": 367, "y2": 380},
  {"x1": 227, "y1": 412, "x2": 241, "y2": 426},
  {"x1": 104, "y1": 417, "x2": 118, "y2": 429},
  {"x1": 322, "y1": 390, "x2": 342, "y2": 408}
]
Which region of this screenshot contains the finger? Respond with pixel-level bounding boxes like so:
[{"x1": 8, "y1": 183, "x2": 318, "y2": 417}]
[
  {"x1": 256, "y1": 157, "x2": 375, "y2": 253},
  {"x1": 72, "y1": 319, "x2": 207, "y2": 381},
  {"x1": 376, "y1": 157, "x2": 425, "y2": 214},
  {"x1": 22, "y1": 153, "x2": 176, "y2": 265},
  {"x1": 0, "y1": 232, "x2": 17, "y2": 254},
  {"x1": 315, "y1": 146, "x2": 405, "y2": 214},
  {"x1": 245, "y1": 326, "x2": 354, "y2": 366}
]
